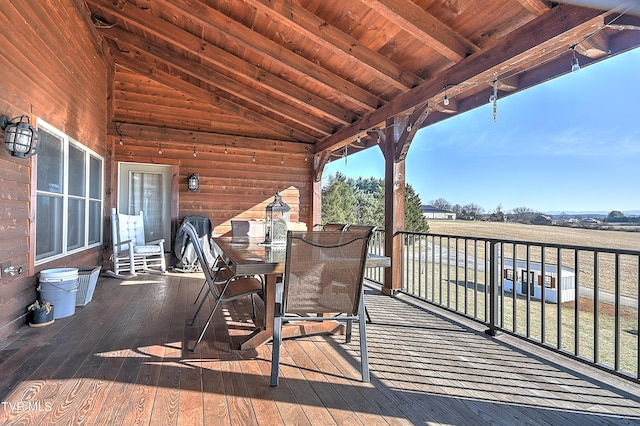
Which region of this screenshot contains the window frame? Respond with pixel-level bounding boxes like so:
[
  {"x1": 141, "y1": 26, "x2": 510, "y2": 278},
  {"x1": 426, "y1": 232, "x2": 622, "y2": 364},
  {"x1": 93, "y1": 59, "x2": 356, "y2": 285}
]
[{"x1": 34, "y1": 120, "x2": 104, "y2": 265}]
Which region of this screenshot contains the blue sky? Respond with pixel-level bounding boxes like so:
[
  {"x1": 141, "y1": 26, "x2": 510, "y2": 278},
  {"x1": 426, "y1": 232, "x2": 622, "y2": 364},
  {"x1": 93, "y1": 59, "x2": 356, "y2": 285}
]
[{"x1": 324, "y1": 47, "x2": 640, "y2": 214}]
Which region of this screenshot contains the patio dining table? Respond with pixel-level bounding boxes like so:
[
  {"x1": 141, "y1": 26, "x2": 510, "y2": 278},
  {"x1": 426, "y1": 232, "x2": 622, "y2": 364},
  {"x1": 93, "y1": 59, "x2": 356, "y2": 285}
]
[{"x1": 212, "y1": 236, "x2": 390, "y2": 350}]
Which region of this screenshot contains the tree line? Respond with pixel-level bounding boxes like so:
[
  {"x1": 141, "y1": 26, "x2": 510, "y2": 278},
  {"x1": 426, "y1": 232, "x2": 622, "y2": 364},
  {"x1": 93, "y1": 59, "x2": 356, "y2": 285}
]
[
  {"x1": 322, "y1": 173, "x2": 429, "y2": 232},
  {"x1": 430, "y1": 198, "x2": 639, "y2": 224}
]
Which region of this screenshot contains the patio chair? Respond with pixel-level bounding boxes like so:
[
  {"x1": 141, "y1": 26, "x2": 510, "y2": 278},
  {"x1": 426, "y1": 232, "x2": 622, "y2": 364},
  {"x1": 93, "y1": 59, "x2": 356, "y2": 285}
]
[
  {"x1": 191, "y1": 219, "x2": 262, "y2": 305},
  {"x1": 322, "y1": 223, "x2": 348, "y2": 232},
  {"x1": 181, "y1": 222, "x2": 263, "y2": 352},
  {"x1": 270, "y1": 229, "x2": 373, "y2": 386},
  {"x1": 106, "y1": 208, "x2": 167, "y2": 278},
  {"x1": 174, "y1": 215, "x2": 215, "y2": 273}
]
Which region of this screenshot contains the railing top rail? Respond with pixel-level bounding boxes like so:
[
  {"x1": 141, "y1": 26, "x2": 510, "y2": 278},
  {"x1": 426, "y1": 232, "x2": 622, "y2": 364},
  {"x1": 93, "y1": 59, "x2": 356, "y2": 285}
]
[{"x1": 399, "y1": 230, "x2": 640, "y2": 256}]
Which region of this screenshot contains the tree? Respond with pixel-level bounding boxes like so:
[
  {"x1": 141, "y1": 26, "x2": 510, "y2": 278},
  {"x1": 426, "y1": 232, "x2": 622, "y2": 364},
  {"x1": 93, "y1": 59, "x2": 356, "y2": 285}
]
[
  {"x1": 405, "y1": 184, "x2": 430, "y2": 232},
  {"x1": 321, "y1": 174, "x2": 429, "y2": 233},
  {"x1": 510, "y1": 206, "x2": 537, "y2": 224},
  {"x1": 321, "y1": 172, "x2": 358, "y2": 224},
  {"x1": 606, "y1": 210, "x2": 626, "y2": 222},
  {"x1": 430, "y1": 198, "x2": 452, "y2": 211}
]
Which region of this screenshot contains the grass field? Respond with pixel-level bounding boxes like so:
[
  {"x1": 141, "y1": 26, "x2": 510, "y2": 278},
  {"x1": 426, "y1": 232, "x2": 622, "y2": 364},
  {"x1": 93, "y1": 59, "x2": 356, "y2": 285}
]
[
  {"x1": 428, "y1": 220, "x2": 640, "y2": 251},
  {"x1": 401, "y1": 221, "x2": 640, "y2": 378},
  {"x1": 427, "y1": 220, "x2": 640, "y2": 297}
]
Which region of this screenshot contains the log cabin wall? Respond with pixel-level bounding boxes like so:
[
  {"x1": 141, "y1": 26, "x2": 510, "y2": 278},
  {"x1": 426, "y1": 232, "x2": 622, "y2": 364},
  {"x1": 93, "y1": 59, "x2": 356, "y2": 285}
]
[
  {"x1": 0, "y1": 0, "x2": 109, "y2": 339},
  {"x1": 111, "y1": 131, "x2": 313, "y2": 248}
]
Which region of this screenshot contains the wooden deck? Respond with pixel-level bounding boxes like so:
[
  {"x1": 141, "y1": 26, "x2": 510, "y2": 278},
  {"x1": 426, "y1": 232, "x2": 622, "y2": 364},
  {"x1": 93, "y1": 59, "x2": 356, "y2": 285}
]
[{"x1": 1, "y1": 272, "x2": 640, "y2": 425}]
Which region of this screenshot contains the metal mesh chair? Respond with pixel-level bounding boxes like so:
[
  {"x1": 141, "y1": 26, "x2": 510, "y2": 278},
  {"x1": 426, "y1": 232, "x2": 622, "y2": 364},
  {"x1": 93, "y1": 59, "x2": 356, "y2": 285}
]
[
  {"x1": 181, "y1": 222, "x2": 263, "y2": 352},
  {"x1": 321, "y1": 223, "x2": 348, "y2": 232},
  {"x1": 270, "y1": 229, "x2": 373, "y2": 386}
]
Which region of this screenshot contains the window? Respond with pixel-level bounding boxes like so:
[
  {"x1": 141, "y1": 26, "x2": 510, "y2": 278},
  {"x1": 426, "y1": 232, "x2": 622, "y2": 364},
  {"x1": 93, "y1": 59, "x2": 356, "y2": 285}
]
[{"x1": 35, "y1": 121, "x2": 103, "y2": 263}]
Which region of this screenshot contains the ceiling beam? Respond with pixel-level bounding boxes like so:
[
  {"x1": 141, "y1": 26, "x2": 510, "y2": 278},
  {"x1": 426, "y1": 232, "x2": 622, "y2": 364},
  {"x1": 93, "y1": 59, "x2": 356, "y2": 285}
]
[
  {"x1": 88, "y1": 0, "x2": 355, "y2": 128},
  {"x1": 513, "y1": 0, "x2": 553, "y2": 15},
  {"x1": 114, "y1": 123, "x2": 310, "y2": 155},
  {"x1": 243, "y1": 0, "x2": 423, "y2": 92},
  {"x1": 101, "y1": 27, "x2": 332, "y2": 137},
  {"x1": 111, "y1": 50, "x2": 316, "y2": 143},
  {"x1": 149, "y1": 0, "x2": 383, "y2": 111},
  {"x1": 360, "y1": 0, "x2": 479, "y2": 62},
  {"x1": 315, "y1": 4, "x2": 606, "y2": 154}
]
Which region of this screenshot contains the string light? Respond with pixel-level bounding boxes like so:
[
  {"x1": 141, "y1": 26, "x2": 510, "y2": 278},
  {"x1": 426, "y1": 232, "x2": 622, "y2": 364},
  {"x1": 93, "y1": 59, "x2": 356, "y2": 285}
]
[
  {"x1": 443, "y1": 85, "x2": 450, "y2": 106},
  {"x1": 304, "y1": 147, "x2": 309, "y2": 162},
  {"x1": 224, "y1": 144, "x2": 228, "y2": 154},
  {"x1": 193, "y1": 146, "x2": 197, "y2": 157},
  {"x1": 158, "y1": 143, "x2": 163, "y2": 154},
  {"x1": 117, "y1": 123, "x2": 123, "y2": 145},
  {"x1": 252, "y1": 152, "x2": 256, "y2": 162},
  {"x1": 571, "y1": 45, "x2": 580, "y2": 72},
  {"x1": 491, "y1": 74, "x2": 498, "y2": 122},
  {"x1": 280, "y1": 155, "x2": 284, "y2": 165}
]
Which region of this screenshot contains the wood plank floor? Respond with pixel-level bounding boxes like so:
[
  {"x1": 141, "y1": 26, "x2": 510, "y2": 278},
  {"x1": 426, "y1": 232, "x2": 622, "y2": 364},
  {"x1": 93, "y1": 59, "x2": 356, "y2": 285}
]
[{"x1": 1, "y1": 272, "x2": 640, "y2": 425}]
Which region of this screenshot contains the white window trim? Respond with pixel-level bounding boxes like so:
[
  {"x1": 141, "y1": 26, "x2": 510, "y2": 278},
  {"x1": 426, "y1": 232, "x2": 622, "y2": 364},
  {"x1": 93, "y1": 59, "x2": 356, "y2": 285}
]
[{"x1": 35, "y1": 120, "x2": 104, "y2": 265}]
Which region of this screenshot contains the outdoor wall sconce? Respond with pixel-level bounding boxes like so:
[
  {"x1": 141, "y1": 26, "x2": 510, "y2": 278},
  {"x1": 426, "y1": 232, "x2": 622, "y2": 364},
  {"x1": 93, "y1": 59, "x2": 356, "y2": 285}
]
[
  {"x1": 263, "y1": 191, "x2": 290, "y2": 246},
  {"x1": 1, "y1": 114, "x2": 38, "y2": 158},
  {"x1": 188, "y1": 173, "x2": 199, "y2": 191}
]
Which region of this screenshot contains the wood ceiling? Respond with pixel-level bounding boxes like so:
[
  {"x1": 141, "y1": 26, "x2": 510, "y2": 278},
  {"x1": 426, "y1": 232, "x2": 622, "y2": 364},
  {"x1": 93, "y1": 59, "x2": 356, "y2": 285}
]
[{"x1": 84, "y1": 0, "x2": 640, "y2": 162}]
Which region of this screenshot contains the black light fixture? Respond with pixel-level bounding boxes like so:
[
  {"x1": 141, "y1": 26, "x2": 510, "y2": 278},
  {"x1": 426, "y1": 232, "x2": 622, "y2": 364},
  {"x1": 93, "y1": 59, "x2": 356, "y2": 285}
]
[
  {"x1": 188, "y1": 173, "x2": 199, "y2": 191},
  {"x1": 1, "y1": 115, "x2": 38, "y2": 158}
]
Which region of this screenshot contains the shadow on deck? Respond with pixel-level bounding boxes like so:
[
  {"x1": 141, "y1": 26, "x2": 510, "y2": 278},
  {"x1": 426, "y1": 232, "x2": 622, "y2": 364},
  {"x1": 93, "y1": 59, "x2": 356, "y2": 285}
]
[{"x1": 1, "y1": 272, "x2": 639, "y2": 425}]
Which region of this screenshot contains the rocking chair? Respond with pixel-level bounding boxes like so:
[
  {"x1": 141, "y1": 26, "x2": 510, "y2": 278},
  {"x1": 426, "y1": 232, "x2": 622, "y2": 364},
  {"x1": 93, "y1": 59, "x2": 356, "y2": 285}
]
[{"x1": 106, "y1": 207, "x2": 167, "y2": 278}]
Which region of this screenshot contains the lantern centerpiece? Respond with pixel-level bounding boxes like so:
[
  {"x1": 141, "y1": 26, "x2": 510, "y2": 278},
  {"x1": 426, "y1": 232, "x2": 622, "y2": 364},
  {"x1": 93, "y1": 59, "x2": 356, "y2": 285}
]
[{"x1": 263, "y1": 191, "x2": 290, "y2": 245}]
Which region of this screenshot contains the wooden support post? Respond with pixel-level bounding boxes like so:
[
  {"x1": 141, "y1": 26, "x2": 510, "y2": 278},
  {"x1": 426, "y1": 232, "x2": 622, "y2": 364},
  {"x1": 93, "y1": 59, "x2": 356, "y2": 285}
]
[{"x1": 381, "y1": 117, "x2": 405, "y2": 295}]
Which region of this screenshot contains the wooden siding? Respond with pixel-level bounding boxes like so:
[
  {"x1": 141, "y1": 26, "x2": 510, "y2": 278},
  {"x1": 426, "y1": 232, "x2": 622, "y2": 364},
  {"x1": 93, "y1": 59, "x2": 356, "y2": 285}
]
[
  {"x1": 0, "y1": 0, "x2": 109, "y2": 339},
  {"x1": 111, "y1": 125, "x2": 314, "y2": 239}
]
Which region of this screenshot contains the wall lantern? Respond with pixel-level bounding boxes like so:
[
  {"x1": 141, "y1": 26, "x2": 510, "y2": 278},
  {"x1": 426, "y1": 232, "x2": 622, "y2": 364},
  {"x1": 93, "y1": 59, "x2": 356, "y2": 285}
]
[
  {"x1": 188, "y1": 173, "x2": 199, "y2": 192},
  {"x1": 263, "y1": 191, "x2": 290, "y2": 246},
  {"x1": 1, "y1": 115, "x2": 38, "y2": 158}
]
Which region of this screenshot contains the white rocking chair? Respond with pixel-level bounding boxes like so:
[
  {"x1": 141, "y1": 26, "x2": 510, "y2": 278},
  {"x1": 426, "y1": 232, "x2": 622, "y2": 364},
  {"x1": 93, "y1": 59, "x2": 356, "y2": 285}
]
[{"x1": 106, "y1": 207, "x2": 167, "y2": 278}]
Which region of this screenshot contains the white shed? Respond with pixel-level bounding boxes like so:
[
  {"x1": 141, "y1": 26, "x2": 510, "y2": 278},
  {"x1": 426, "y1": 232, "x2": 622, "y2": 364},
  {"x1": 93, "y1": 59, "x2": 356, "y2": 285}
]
[{"x1": 501, "y1": 258, "x2": 576, "y2": 303}]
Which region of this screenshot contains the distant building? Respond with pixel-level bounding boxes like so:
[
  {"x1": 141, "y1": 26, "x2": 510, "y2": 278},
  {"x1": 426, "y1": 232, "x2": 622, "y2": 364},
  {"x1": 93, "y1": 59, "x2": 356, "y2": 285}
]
[
  {"x1": 421, "y1": 205, "x2": 456, "y2": 220},
  {"x1": 502, "y1": 258, "x2": 576, "y2": 304}
]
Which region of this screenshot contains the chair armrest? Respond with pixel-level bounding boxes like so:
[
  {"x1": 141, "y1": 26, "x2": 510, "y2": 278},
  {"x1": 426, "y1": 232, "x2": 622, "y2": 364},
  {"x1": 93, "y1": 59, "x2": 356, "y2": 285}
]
[
  {"x1": 113, "y1": 239, "x2": 134, "y2": 253},
  {"x1": 147, "y1": 238, "x2": 165, "y2": 245}
]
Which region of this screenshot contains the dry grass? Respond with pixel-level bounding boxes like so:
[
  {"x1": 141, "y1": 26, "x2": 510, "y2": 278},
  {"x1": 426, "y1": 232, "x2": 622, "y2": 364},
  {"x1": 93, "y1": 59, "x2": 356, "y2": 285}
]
[
  {"x1": 426, "y1": 221, "x2": 640, "y2": 298},
  {"x1": 428, "y1": 220, "x2": 640, "y2": 251}
]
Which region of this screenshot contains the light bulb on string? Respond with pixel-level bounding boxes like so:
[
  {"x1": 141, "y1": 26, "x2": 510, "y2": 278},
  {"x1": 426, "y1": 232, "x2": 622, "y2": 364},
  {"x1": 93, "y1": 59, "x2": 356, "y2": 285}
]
[
  {"x1": 224, "y1": 144, "x2": 228, "y2": 154},
  {"x1": 158, "y1": 143, "x2": 163, "y2": 155},
  {"x1": 193, "y1": 146, "x2": 197, "y2": 157},
  {"x1": 491, "y1": 75, "x2": 498, "y2": 122},
  {"x1": 571, "y1": 46, "x2": 580, "y2": 72},
  {"x1": 443, "y1": 86, "x2": 450, "y2": 106}
]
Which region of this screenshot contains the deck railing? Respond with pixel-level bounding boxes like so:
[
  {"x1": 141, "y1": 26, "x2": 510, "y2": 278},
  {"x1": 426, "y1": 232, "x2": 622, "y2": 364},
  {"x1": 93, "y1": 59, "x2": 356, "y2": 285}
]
[{"x1": 366, "y1": 229, "x2": 640, "y2": 381}]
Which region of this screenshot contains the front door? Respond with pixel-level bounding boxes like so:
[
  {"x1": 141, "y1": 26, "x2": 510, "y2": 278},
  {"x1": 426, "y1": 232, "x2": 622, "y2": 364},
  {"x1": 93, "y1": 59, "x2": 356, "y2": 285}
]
[{"x1": 118, "y1": 162, "x2": 172, "y2": 251}]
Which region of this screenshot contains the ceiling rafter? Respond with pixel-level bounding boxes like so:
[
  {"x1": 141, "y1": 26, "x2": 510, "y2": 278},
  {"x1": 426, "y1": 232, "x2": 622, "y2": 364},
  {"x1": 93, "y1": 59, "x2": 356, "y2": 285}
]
[
  {"x1": 149, "y1": 0, "x2": 384, "y2": 111},
  {"x1": 514, "y1": 0, "x2": 553, "y2": 15},
  {"x1": 360, "y1": 0, "x2": 479, "y2": 62},
  {"x1": 101, "y1": 27, "x2": 332, "y2": 137},
  {"x1": 243, "y1": 0, "x2": 423, "y2": 91},
  {"x1": 315, "y1": 3, "x2": 607, "y2": 154},
  {"x1": 111, "y1": 49, "x2": 315, "y2": 142},
  {"x1": 88, "y1": 1, "x2": 355, "y2": 129}
]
